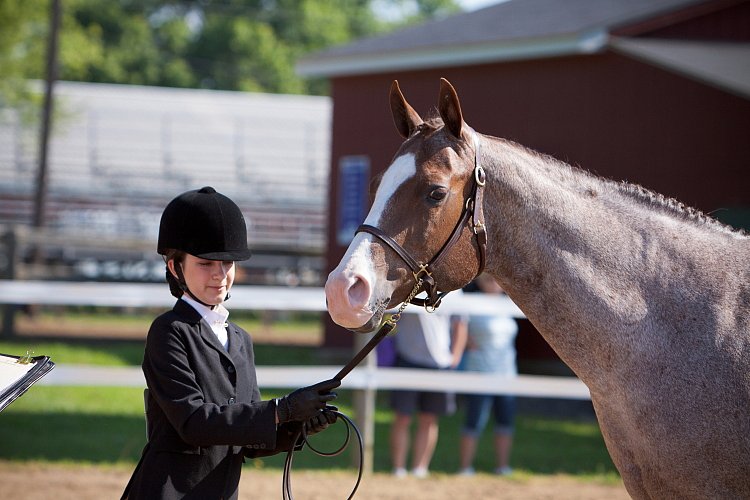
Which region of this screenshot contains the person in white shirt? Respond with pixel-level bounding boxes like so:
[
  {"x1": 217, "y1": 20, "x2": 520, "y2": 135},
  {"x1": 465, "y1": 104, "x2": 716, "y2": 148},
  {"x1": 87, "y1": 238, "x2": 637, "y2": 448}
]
[{"x1": 389, "y1": 309, "x2": 467, "y2": 478}]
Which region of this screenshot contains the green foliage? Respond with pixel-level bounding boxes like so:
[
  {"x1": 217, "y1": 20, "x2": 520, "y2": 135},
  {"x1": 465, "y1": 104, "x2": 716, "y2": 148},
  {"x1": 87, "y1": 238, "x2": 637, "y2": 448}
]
[
  {"x1": 0, "y1": 0, "x2": 461, "y2": 100},
  {"x1": 0, "y1": 0, "x2": 47, "y2": 117}
]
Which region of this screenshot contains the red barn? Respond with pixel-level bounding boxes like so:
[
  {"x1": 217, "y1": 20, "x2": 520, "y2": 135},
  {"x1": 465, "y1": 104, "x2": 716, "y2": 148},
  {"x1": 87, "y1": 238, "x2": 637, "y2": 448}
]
[{"x1": 299, "y1": 0, "x2": 750, "y2": 371}]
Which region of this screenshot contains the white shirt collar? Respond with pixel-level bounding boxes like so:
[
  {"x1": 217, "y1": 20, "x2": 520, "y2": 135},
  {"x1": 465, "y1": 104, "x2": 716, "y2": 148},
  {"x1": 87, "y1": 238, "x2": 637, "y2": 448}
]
[{"x1": 181, "y1": 295, "x2": 230, "y2": 328}]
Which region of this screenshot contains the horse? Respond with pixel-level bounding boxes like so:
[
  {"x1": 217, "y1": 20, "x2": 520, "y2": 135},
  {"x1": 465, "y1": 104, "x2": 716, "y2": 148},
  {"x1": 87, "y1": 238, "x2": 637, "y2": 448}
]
[{"x1": 324, "y1": 78, "x2": 750, "y2": 499}]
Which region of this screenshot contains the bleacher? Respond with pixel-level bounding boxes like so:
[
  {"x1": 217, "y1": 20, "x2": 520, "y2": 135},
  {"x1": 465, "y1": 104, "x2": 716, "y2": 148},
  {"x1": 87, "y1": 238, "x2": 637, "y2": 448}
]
[{"x1": 0, "y1": 81, "x2": 331, "y2": 284}]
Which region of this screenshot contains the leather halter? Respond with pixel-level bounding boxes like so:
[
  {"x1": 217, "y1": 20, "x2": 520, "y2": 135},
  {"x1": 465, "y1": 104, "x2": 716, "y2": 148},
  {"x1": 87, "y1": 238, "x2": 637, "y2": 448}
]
[{"x1": 356, "y1": 131, "x2": 487, "y2": 310}]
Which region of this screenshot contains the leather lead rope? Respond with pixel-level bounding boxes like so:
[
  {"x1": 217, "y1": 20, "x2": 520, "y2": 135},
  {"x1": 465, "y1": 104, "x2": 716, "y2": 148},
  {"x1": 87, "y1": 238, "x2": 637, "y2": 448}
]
[
  {"x1": 281, "y1": 281, "x2": 423, "y2": 500},
  {"x1": 334, "y1": 322, "x2": 395, "y2": 381}
]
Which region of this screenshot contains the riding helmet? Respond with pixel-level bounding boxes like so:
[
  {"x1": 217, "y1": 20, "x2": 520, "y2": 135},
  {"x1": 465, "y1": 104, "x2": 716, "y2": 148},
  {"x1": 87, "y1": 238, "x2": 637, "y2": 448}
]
[{"x1": 157, "y1": 186, "x2": 252, "y2": 261}]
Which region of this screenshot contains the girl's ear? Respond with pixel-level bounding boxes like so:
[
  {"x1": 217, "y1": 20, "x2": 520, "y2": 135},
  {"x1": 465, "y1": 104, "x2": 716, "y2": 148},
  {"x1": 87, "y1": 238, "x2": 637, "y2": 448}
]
[{"x1": 167, "y1": 259, "x2": 179, "y2": 279}]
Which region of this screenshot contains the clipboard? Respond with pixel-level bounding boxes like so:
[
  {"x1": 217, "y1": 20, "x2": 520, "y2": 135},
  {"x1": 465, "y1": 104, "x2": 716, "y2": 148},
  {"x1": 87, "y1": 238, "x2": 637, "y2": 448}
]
[{"x1": 0, "y1": 352, "x2": 55, "y2": 412}]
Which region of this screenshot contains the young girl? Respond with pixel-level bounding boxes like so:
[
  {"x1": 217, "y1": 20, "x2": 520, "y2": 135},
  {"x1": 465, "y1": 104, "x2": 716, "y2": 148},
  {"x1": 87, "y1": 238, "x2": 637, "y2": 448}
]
[{"x1": 123, "y1": 186, "x2": 339, "y2": 499}]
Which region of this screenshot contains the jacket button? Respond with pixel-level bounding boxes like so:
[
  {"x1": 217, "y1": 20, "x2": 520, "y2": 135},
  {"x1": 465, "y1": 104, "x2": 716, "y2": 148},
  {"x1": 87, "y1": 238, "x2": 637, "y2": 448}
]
[
  {"x1": 228, "y1": 397, "x2": 236, "y2": 404},
  {"x1": 227, "y1": 365, "x2": 235, "y2": 373}
]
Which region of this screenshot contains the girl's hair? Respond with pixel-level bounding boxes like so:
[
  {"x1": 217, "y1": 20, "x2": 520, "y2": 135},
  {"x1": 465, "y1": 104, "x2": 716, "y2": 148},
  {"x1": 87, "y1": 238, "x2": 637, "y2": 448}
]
[{"x1": 163, "y1": 249, "x2": 187, "y2": 298}]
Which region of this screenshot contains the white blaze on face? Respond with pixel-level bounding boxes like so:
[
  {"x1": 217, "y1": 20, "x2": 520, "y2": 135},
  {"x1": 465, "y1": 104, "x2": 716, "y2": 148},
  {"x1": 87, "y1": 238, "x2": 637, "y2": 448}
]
[
  {"x1": 364, "y1": 153, "x2": 417, "y2": 226},
  {"x1": 325, "y1": 153, "x2": 416, "y2": 328}
]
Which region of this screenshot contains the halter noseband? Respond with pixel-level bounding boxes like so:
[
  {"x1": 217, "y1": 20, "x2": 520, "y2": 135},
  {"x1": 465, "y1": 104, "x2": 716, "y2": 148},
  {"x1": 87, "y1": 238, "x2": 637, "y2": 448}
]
[{"x1": 356, "y1": 131, "x2": 487, "y2": 310}]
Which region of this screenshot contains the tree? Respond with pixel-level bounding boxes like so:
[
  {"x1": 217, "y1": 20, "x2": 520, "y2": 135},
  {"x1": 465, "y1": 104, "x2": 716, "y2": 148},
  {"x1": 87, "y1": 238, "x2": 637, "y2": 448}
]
[
  {"x1": 0, "y1": 0, "x2": 461, "y2": 98},
  {"x1": 0, "y1": 0, "x2": 48, "y2": 116}
]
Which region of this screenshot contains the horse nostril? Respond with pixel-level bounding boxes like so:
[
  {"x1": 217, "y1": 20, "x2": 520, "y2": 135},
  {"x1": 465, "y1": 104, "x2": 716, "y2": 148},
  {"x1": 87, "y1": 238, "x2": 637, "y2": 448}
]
[
  {"x1": 347, "y1": 275, "x2": 370, "y2": 308},
  {"x1": 325, "y1": 272, "x2": 371, "y2": 311}
]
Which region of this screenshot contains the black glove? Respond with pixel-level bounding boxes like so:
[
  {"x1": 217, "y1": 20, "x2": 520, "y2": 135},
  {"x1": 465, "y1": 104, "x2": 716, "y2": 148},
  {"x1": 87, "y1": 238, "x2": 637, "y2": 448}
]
[
  {"x1": 304, "y1": 406, "x2": 338, "y2": 437},
  {"x1": 276, "y1": 378, "x2": 340, "y2": 424}
]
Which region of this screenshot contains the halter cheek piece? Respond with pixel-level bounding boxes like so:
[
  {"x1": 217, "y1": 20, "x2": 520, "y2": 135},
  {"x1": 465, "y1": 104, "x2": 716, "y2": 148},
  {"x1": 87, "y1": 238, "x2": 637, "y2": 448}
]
[{"x1": 356, "y1": 131, "x2": 487, "y2": 310}]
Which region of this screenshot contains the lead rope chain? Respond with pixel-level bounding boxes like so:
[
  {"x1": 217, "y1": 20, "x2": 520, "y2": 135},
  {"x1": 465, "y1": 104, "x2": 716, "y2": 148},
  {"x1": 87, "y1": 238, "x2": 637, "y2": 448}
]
[
  {"x1": 388, "y1": 277, "x2": 427, "y2": 324},
  {"x1": 282, "y1": 279, "x2": 424, "y2": 500}
]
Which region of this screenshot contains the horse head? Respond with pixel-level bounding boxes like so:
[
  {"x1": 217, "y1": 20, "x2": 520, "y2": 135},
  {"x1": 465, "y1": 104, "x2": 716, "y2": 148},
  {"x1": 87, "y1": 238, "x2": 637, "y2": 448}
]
[{"x1": 325, "y1": 78, "x2": 486, "y2": 332}]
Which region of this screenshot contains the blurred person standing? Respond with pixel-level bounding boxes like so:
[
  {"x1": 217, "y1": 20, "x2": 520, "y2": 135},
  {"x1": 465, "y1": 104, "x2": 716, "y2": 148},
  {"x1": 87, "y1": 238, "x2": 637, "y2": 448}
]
[
  {"x1": 123, "y1": 187, "x2": 339, "y2": 499},
  {"x1": 389, "y1": 310, "x2": 468, "y2": 478},
  {"x1": 458, "y1": 274, "x2": 519, "y2": 476}
]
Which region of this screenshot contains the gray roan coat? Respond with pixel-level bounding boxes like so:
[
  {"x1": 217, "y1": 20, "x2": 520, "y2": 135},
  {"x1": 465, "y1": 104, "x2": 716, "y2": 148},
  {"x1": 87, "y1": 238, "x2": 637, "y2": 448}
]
[
  {"x1": 124, "y1": 299, "x2": 300, "y2": 499},
  {"x1": 324, "y1": 79, "x2": 750, "y2": 499}
]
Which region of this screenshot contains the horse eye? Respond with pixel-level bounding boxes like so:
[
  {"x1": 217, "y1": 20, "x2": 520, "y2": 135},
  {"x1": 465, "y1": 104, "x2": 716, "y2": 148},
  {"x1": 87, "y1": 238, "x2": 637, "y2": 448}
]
[{"x1": 428, "y1": 187, "x2": 448, "y2": 202}]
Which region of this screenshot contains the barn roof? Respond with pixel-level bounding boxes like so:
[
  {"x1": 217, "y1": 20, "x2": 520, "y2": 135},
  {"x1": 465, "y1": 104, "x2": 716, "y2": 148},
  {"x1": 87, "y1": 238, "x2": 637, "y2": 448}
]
[
  {"x1": 611, "y1": 38, "x2": 750, "y2": 99},
  {"x1": 296, "y1": 0, "x2": 725, "y2": 77}
]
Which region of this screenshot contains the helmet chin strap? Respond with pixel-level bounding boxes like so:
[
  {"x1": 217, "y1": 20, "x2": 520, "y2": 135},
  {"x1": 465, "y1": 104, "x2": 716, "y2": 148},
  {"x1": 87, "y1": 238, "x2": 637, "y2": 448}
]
[{"x1": 173, "y1": 262, "x2": 230, "y2": 309}]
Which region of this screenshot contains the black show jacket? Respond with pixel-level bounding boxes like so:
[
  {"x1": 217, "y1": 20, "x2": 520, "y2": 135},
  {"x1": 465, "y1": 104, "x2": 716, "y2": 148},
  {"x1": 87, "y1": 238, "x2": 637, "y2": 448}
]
[{"x1": 124, "y1": 299, "x2": 299, "y2": 499}]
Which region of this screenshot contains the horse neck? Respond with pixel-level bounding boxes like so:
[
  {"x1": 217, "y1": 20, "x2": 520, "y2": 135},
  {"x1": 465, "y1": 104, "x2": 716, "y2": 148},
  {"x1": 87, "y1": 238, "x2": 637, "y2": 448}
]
[{"x1": 478, "y1": 136, "x2": 747, "y2": 383}]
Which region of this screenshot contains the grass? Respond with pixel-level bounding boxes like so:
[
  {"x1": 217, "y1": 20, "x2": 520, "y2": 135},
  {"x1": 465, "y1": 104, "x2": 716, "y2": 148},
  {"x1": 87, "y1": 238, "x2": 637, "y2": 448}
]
[
  {"x1": 0, "y1": 340, "x2": 146, "y2": 366},
  {"x1": 0, "y1": 306, "x2": 325, "y2": 366},
  {"x1": 0, "y1": 384, "x2": 618, "y2": 479},
  {"x1": 0, "y1": 386, "x2": 147, "y2": 463},
  {"x1": 0, "y1": 336, "x2": 618, "y2": 480},
  {"x1": 0, "y1": 339, "x2": 326, "y2": 367}
]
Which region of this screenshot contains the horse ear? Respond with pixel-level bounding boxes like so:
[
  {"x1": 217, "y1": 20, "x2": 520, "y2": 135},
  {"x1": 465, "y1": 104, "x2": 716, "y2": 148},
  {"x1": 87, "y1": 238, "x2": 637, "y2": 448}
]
[
  {"x1": 390, "y1": 80, "x2": 423, "y2": 139},
  {"x1": 438, "y1": 78, "x2": 463, "y2": 139}
]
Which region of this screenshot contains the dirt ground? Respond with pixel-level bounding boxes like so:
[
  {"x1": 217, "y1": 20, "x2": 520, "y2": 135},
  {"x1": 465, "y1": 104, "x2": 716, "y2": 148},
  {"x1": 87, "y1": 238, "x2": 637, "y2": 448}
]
[
  {"x1": 0, "y1": 462, "x2": 629, "y2": 499},
  {"x1": 14, "y1": 313, "x2": 323, "y2": 345}
]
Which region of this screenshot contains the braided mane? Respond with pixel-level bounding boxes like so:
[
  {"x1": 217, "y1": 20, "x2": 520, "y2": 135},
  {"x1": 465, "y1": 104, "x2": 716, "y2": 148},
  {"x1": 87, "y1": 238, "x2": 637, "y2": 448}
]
[
  {"x1": 501, "y1": 134, "x2": 746, "y2": 238},
  {"x1": 615, "y1": 181, "x2": 745, "y2": 237}
]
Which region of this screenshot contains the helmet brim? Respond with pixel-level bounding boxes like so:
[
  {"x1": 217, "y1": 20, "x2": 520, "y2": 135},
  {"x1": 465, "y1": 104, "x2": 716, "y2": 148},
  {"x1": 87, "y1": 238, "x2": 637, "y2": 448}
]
[{"x1": 195, "y1": 249, "x2": 252, "y2": 261}]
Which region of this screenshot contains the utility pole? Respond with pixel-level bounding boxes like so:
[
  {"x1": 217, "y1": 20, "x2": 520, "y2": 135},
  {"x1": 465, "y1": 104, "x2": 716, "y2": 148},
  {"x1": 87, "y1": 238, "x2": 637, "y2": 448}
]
[
  {"x1": 6, "y1": 0, "x2": 62, "y2": 338},
  {"x1": 33, "y1": 0, "x2": 61, "y2": 229}
]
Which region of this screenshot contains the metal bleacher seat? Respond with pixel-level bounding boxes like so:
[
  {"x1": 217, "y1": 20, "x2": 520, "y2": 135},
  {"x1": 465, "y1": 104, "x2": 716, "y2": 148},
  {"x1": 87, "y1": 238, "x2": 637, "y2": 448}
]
[{"x1": 0, "y1": 81, "x2": 331, "y2": 259}]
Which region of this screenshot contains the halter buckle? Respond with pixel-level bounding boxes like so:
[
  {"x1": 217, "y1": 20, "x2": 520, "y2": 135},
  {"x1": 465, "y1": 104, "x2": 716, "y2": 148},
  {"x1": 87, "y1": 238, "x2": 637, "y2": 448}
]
[
  {"x1": 413, "y1": 263, "x2": 432, "y2": 281},
  {"x1": 474, "y1": 165, "x2": 486, "y2": 186}
]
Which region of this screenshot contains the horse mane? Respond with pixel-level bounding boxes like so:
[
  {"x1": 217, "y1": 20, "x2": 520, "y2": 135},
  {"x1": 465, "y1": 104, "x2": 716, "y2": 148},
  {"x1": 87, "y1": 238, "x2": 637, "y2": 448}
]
[
  {"x1": 615, "y1": 182, "x2": 745, "y2": 236},
  {"x1": 575, "y1": 161, "x2": 744, "y2": 237},
  {"x1": 501, "y1": 135, "x2": 747, "y2": 238}
]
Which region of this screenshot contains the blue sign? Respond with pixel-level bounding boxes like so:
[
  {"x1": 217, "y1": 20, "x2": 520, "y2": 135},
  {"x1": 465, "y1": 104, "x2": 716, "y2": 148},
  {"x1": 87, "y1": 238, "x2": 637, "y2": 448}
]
[{"x1": 337, "y1": 156, "x2": 370, "y2": 246}]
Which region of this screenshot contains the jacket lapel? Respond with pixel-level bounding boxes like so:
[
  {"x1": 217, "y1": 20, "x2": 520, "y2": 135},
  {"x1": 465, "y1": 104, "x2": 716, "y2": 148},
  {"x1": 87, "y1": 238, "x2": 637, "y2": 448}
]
[
  {"x1": 226, "y1": 323, "x2": 246, "y2": 361},
  {"x1": 173, "y1": 299, "x2": 233, "y2": 361}
]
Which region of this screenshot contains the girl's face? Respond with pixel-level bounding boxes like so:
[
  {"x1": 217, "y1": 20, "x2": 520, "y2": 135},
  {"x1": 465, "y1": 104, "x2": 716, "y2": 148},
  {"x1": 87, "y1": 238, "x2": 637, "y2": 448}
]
[{"x1": 169, "y1": 254, "x2": 235, "y2": 306}]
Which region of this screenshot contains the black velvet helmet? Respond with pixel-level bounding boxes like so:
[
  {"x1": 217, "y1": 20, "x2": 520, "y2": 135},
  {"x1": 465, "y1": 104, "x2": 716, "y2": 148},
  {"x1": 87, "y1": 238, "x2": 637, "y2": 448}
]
[{"x1": 157, "y1": 186, "x2": 252, "y2": 261}]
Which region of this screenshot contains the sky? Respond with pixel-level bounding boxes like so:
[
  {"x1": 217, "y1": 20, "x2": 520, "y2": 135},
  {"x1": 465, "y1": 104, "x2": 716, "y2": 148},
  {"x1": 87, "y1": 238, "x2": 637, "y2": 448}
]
[
  {"x1": 457, "y1": 0, "x2": 507, "y2": 11},
  {"x1": 374, "y1": 0, "x2": 508, "y2": 22}
]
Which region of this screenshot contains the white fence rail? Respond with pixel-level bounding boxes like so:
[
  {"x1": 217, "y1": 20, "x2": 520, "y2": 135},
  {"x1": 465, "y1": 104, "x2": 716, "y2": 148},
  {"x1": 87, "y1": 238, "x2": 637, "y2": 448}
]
[
  {"x1": 0, "y1": 280, "x2": 588, "y2": 400},
  {"x1": 0, "y1": 279, "x2": 589, "y2": 473},
  {"x1": 41, "y1": 365, "x2": 591, "y2": 400},
  {"x1": 0, "y1": 279, "x2": 524, "y2": 315}
]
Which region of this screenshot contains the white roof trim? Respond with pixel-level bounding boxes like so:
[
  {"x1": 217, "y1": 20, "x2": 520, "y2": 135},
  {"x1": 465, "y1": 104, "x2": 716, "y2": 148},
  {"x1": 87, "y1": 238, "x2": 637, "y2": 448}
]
[{"x1": 297, "y1": 29, "x2": 608, "y2": 78}]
